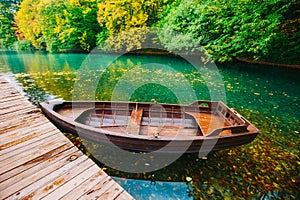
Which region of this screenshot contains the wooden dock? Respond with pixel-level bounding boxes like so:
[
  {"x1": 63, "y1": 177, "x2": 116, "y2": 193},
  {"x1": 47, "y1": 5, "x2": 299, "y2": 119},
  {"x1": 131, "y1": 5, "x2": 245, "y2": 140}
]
[{"x1": 0, "y1": 77, "x2": 134, "y2": 200}]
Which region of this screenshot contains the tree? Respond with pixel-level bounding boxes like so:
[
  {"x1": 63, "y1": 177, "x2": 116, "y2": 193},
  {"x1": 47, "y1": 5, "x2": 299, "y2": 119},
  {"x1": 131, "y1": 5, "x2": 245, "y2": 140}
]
[
  {"x1": 15, "y1": 0, "x2": 101, "y2": 52},
  {"x1": 264, "y1": 1, "x2": 300, "y2": 64},
  {"x1": 160, "y1": 0, "x2": 298, "y2": 62},
  {"x1": 15, "y1": 0, "x2": 47, "y2": 49},
  {"x1": 96, "y1": 0, "x2": 177, "y2": 51},
  {"x1": 0, "y1": 0, "x2": 21, "y2": 48}
]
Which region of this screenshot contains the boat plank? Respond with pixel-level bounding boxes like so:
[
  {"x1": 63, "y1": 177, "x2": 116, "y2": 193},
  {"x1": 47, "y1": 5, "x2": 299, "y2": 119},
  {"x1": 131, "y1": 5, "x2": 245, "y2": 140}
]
[
  {"x1": 186, "y1": 112, "x2": 229, "y2": 135},
  {"x1": 126, "y1": 108, "x2": 143, "y2": 135}
]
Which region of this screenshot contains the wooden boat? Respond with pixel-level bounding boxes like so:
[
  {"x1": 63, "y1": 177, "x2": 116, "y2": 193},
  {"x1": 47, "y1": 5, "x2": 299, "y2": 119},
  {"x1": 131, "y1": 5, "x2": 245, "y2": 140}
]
[{"x1": 39, "y1": 100, "x2": 259, "y2": 154}]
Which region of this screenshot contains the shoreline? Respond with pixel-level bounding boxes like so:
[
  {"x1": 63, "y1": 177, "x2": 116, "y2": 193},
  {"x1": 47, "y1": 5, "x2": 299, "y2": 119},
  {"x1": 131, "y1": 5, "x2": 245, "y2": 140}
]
[
  {"x1": 236, "y1": 57, "x2": 300, "y2": 69},
  {"x1": 2, "y1": 49, "x2": 299, "y2": 69}
]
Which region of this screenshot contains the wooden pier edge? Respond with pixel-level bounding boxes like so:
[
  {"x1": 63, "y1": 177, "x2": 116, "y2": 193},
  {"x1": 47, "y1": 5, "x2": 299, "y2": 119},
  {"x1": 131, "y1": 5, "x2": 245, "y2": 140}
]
[{"x1": 0, "y1": 76, "x2": 134, "y2": 200}]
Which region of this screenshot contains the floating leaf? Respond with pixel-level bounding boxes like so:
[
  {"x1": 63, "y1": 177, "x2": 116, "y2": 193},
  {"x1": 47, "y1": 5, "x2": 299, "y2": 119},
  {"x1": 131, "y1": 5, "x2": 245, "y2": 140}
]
[{"x1": 186, "y1": 176, "x2": 192, "y2": 182}]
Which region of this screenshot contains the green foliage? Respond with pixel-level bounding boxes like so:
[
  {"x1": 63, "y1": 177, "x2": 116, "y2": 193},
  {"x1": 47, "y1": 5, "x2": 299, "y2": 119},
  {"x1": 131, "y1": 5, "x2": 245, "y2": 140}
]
[
  {"x1": 97, "y1": 0, "x2": 175, "y2": 35},
  {"x1": 0, "y1": 0, "x2": 21, "y2": 48},
  {"x1": 161, "y1": 0, "x2": 298, "y2": 62},
  {"x1": 97, "y1": 0, "x2": 148, "y2": 36},
  {"x1": 101, "y1": 27, "x2": 151, "y2": 52},
  {"x1": 158, "y1": 1, "x2": 212, "y2": 53},
  {"x1": 263, "y1": 1, "x2": 300, "y2": 64},
  {"x1": 7, "y1": 0, "x2": 299, "y2": 63},
  {"x1": 14, "y1": 0, "x2": 41, "y2": 48},
  {"x1": 96, "y1": 0, "x2": 177, "y2": 51},
  {"x1": 15, "y1": 0, "x2": 101, "y2": 52},
  {"x1": 12, "y1": 39, "x2": 32, "y2": 50},
  {"x1": 96, "y1": 29, "x2": 109, "y2": 47}
]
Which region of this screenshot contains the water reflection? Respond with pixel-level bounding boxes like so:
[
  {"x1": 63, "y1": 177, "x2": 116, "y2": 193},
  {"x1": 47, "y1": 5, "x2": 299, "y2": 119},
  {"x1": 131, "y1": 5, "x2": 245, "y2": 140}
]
[
  {"x1": 0, "y1": 51, "x2": 299, "y2": 199},
  {"x1": 7, "y1": 52, "x2": 215, "y2": 103}
]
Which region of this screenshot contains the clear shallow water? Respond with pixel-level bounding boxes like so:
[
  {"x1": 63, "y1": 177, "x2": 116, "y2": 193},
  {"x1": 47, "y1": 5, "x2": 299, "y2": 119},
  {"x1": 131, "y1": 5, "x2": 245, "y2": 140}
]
[
  {"x1": 0, "y1": 50, "x2": 299, "y2": 199},
  {"x1": 113, "y1": 177, "x2": 193, "y2": 200}
]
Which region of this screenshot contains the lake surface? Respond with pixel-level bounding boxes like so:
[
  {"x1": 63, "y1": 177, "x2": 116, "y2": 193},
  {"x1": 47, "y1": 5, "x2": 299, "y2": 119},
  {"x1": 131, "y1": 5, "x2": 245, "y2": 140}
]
[{"x1": 0, "y1": 50, "x2": 299, "y2": 199}]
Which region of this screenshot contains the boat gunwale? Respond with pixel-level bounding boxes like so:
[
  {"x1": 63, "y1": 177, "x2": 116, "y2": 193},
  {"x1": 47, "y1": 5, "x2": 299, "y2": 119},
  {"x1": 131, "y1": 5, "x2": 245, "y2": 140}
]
[{"x1": 39, "y1": 100, "x2": 259, "y2": 142}]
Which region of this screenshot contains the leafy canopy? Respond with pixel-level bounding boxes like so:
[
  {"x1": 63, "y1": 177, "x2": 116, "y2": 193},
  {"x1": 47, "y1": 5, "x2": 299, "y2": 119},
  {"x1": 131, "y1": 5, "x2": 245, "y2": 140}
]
[
  {"x1": 15, "y1": 0, "x2": 101, "y2": 52},
  {"x1": 96, "y1": 0, "x2": 177, "y2": 51},
  {"x1": 5, "y1": 0, "x2": 299, "y2": 64},
  {"x1": 0, "y1": 0, "x2": 21, "y2": 48},
  {"x1": 160, "y1": 0, "x2": 298, "y2": 62}
]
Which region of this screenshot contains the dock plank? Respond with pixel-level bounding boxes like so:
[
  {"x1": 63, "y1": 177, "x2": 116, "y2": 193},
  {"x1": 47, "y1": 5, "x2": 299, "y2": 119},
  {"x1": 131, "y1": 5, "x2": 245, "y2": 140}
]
[
  {"x1": 0, "y1": 108, "x2": 40, "y2": 122},
  {"x1": 0, "y1": 112, "x2": 42, "y2": 133},
  {"x1": 2, "y1": 151, "x2": 86, "y2": 199},
  {"x1": 0, "y1": 144, "x2": 75, "y2": 184},
  {"x1": 97, "y1": 182, "x2": 124, "y2": 200},
  {"x1": 41, "y1": 164, "x2": 100, "y2": 200},
  {"x1": 116, "y1": 191, "x2": 136, "y2": 200},
  {"x1": 0, "y1": 128, "x2": 57, "y2": 161},
  {"x1": 78, "y1": 176, "x2": 116, "y2": 200},
  {"x1": 0, "y1": 95, "x2": 24, "y2": 104},
  {"x1": 0, "y1": 123, "x2": 58, "y2": 151},
  {"x1": 60, "y1": 169, "x2": 109, "y2": 200},
  {"x1": 0, "y1": 148, "x2": 83, "y2": 193},
  {"x1": 0, "y1": 91, "x2": 20, "y2": 100},
  {"x1": 0, "y1": 104, "x2": 34, "y2": 116},
  {"x1": 0, "y1": 119, "x2": 53, "y2": 142},
  {"x1": 0, "y1": 77, "x2": 134, "y2": 200},
  {"x1": 0, "y1": 133, "x2": 70, "y2": 174},
  {"x1": 0, "y1": 130, "x2": 58, "y2": 162},
  {"x1": 0, "y1": 98, "x2": 31, "y2": 110},
  {"x1": 8, "y1": 152, "x2": 89, "y2": 200}
]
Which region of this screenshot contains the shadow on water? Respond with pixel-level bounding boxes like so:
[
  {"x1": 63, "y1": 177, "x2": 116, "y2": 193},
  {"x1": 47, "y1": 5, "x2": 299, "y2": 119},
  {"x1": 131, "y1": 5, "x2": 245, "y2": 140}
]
[{"x1": 0, "y1": 51, "x2": 299, "y2": 199}]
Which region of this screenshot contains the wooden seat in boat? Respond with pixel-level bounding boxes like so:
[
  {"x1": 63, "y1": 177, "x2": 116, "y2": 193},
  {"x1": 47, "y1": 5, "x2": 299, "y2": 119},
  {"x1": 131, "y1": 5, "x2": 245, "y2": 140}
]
[
  {"x1": 126, "y1": 108, "x2": 143, "y2": 134},
  {"x1": 185, "y1": 112, "x2": 230, "y2": 136}
]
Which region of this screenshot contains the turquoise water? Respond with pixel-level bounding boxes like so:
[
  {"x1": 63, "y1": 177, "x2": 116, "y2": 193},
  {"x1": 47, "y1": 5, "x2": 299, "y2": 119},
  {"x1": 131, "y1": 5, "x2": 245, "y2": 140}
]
[
  {"x1": 0, "y1": 51, "x2": 299, "y2": 199},
  {"x1": 113, "y1": 177, "x2": 193, "y2": 200}
]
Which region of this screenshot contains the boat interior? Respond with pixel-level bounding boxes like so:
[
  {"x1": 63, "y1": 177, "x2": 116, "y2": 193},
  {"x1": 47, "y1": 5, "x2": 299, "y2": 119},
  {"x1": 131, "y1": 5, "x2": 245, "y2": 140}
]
[{"x1": 54, "y1": 101, "x2": 249, "y2": 137}]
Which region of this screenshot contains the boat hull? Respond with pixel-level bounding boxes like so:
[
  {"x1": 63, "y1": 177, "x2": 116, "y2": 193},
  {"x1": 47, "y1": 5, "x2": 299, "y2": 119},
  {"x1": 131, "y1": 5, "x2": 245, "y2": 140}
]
[{"x1": 39, "y1": 101, "x2": 259, "y2": 154}]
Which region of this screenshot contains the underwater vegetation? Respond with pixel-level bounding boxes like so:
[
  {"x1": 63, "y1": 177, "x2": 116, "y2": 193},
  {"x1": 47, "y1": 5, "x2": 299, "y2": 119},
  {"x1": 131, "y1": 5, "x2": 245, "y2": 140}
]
[{"x1": 14, "y1": 56, "x2": 299, "y2": 199}]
